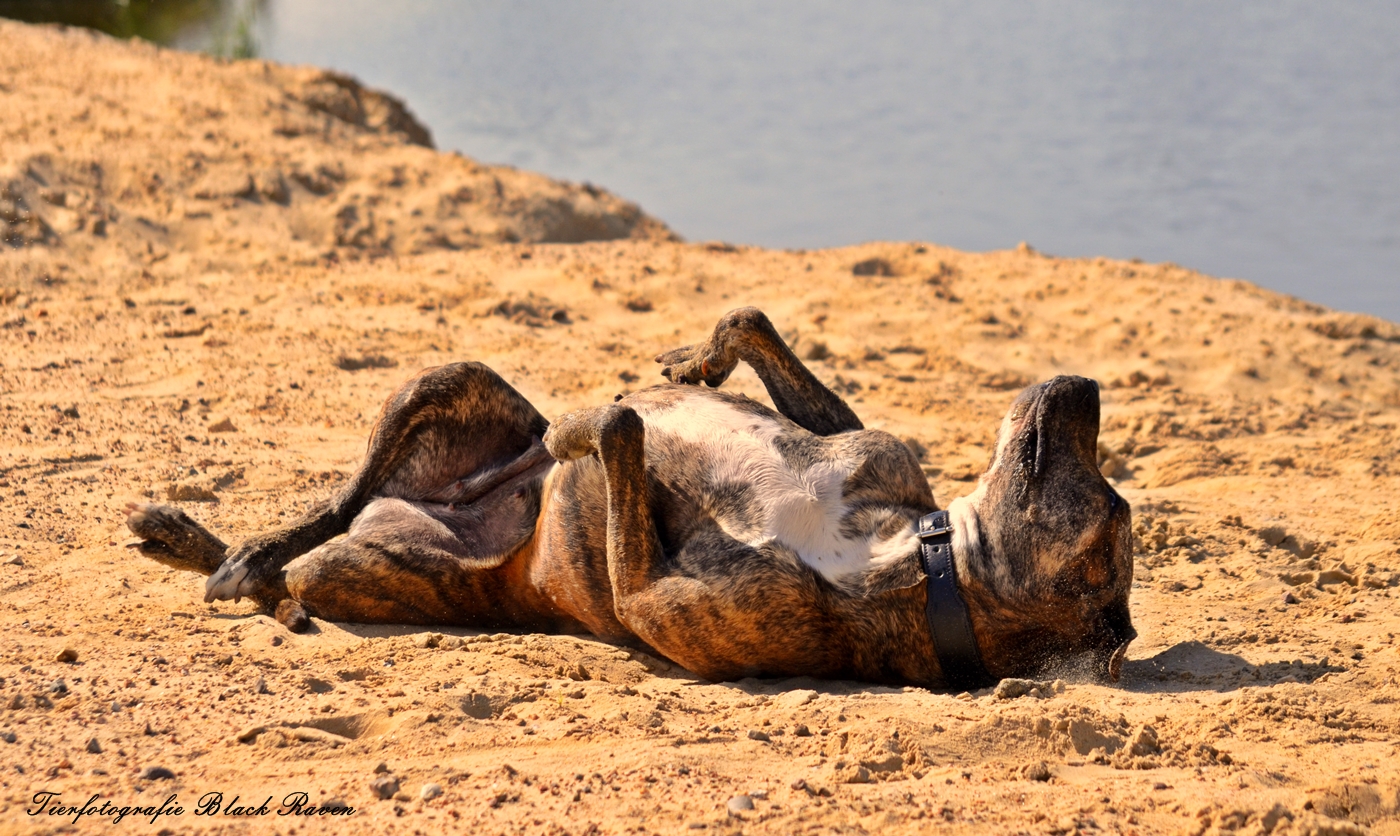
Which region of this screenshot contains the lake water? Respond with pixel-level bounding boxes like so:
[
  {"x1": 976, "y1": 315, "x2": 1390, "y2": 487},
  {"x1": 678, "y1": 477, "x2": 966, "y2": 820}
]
[{"x1": 14, "y1": 1, "x2": 1400, "y2": 320}]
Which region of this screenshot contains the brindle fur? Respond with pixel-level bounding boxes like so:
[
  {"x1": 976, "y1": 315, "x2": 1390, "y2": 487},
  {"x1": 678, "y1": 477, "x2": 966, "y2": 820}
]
[{"x1": 126, "y1": 307, "x2": 1134, "y2": 688}]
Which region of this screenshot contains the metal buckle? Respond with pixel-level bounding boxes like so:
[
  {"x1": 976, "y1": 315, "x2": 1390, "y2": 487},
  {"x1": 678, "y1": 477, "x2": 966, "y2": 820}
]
[{"x1": 918, "y1": 511, "x2": 953, "y2": 539}]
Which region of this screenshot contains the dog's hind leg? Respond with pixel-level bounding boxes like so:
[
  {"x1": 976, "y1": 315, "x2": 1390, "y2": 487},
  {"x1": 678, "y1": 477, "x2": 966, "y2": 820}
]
[
  {"x1": 276, "y1": 496, "x2": 574, "y2": 630},
  {"x1": 126, "y1": 362, "x2": 548, "y2": 607},
  {"x1": 544, "y1": 404, "x2": 661, "y2": 610},
  {"x1": 655, "y1": 307, "x2": 863, "y2": 436},
  {"x1": 123, "y1": 503, "x2": 292, "y2": 615}
]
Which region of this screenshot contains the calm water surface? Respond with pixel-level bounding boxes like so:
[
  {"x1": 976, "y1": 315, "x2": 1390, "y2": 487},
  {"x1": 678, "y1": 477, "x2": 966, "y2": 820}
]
[{"x1": 246, "y1": 3, "x2": 1397, "y2": 319}]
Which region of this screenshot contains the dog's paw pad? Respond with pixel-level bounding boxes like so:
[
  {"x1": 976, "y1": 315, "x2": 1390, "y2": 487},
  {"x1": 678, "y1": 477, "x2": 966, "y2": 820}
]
[{"x1": 125, "y1": 503, "x2": 195, "y2": 542}]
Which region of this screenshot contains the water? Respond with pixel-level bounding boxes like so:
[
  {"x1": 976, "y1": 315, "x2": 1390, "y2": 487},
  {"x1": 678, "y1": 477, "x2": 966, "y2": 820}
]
[{"x1": 9, "y1": 2, "x2": 1399, "y2": 320}]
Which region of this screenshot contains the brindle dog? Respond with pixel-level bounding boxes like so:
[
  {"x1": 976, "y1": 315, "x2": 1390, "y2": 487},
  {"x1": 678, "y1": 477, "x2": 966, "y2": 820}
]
[{"x1": 126, "y1": 307, "x2": 1135, "y2": 688}]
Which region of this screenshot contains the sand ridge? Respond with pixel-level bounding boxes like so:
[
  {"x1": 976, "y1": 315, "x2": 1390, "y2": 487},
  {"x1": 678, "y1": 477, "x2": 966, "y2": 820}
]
[{"x1": 2, "y1": 20, "x2": 1400, "y2": 836}]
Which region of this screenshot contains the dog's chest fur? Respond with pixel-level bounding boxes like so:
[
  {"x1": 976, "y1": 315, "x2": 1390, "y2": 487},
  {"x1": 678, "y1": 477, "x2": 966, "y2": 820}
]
[{"x1": 620, "y1": 387, "x2": 928, "y2": 584}]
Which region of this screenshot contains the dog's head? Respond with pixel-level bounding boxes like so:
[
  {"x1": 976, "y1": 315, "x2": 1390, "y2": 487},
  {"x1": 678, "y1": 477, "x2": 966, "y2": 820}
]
[{"x1": 953, "y1": 375, "x2": 1135, "y2": 682}]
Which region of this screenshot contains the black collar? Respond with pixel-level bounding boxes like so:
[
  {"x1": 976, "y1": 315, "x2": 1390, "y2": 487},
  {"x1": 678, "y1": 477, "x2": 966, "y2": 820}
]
[{"x1": 917, "y1": 510, "x2": 993, "y2": 691}]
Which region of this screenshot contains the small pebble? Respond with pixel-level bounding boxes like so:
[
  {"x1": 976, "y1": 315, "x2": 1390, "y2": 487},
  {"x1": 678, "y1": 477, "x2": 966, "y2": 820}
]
[
  {"x1": 1, "y1": 731, "x2": 16, "y2": 744},
  {"x1": 793, "y1": 724, "x2": 812, "y2": 737},
  {"x1": 255, "y1": 677, "x2": 272, "y2": 695},
  {"x1": 48, "y1": 679, "x2": 68, "y2": 695},
  {"x1": 55, "y1": 648, "x2": 78, "y2": 663},
  {"x1": 750, "y1": 789, "x2": 769, "y2": 800},
  {"x1": 86, "y1": 737, "x2": 102, "y2": 754},
  {"x1": 727, "y1": 794, "x2": 755, "y2": 815},
  {"x1": 374, "y1": 761, "x2": 390, "y2": 773},
  {"x1": 746, "y1": 729, "x2": 771, "y2": 742},
  {"x1": 420, "y1": 783, "x2": 443, "y2": 801},
  {"x1": 138, "y1": 766, "x2": 176, "y2": 781},
  {"x1": 370, "y1": 775, "x2": 400, "y2": 800}
]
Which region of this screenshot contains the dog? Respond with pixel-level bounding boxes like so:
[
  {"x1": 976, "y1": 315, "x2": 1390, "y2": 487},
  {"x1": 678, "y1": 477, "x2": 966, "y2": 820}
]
[{"x1": 126, "y1": 307, "x2": 1135, "y2": 689}]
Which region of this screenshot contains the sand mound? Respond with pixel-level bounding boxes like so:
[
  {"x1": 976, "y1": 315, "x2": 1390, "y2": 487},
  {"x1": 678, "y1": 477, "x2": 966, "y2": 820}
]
[
  {"x1": 2, "y1": 21, "x2": 1398, "y2": 836},
  {"x1": 0, "y1": 21, "x2": 673, "y2": 276}
]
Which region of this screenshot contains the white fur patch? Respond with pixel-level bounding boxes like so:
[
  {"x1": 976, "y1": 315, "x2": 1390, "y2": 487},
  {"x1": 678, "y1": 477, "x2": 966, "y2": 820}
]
[{"x1": 635, "y1": 393, "x2": 914, "y2": 582}]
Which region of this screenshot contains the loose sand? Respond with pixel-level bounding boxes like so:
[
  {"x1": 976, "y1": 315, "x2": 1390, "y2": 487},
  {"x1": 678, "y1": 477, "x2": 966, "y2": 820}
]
[{"x1": 2, "y1": 20, "x2": 1399, "y2": 836}]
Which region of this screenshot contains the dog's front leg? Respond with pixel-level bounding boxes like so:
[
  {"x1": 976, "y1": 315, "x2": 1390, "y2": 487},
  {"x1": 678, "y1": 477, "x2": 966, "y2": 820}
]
[
  {"x1": 656, "y1": 306, "x2": 863, "y2": 436},
  {"x1": 544, "y1": 405, "x2": 659, "y2": 608}
]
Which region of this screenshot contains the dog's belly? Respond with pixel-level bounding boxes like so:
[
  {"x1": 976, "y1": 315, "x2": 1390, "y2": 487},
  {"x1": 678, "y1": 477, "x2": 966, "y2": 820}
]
[
  {"x1": 527, "y1": 385, "x2": 931, "y2": 638},
  {"x1": 627, "y1": 387, "x2": 922, "y2": 582}
]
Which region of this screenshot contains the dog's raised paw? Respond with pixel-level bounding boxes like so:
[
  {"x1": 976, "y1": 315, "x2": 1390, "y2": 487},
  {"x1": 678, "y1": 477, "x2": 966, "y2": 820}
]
[
  {"x1": 655, "y1": 343, "x2": 732, "y2": 387},
  {"x1": 655, "y1": 344, "x2": 700, "y2": 383},
  {"x1": 543, "y1": 412, "x2": 599, "y2": 461}
]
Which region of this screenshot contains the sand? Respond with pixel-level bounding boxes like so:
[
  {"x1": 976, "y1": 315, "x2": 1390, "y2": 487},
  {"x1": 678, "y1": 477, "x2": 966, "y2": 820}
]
[{"x1": 2, "y1": 20, "x2": 1399, "y2": 836}]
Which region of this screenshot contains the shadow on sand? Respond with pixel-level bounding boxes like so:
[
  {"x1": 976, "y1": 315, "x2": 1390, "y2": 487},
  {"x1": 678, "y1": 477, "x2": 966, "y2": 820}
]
[{"x1": 1120, "y1": 641, "x2": 1345, "y2": 694}]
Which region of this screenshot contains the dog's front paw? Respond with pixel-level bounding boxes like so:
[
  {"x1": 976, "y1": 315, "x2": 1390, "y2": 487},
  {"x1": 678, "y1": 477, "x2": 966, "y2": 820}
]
[
  {"x1": 655, "y1": 343, "x2": 733, "y2": 387},
  {"x1": 204, "y1": 554, "x2": 254, "y2": 603},
  {"x1": 543, "y1": 409, "x2": 602, "y2": 461}
]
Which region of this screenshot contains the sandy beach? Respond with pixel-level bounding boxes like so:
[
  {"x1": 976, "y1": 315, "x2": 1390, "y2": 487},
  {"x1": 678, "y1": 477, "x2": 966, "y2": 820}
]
[{"x1": 2, "y1": 21, "x2": 1399, "y2": 835}]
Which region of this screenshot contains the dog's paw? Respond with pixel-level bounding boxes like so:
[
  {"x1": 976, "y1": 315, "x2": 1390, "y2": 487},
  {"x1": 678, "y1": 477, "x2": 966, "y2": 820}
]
[
  {"x1": 543, "y1": 410, "x2": 601, "y2": 461},
  {"x1": 124, "y1": 502, "x2": 227, "y2": 574},
  {"x1": 125, "y1": 502, "x2": 188, "y2": 540},
  {"x1": 655, "y1": 343, "x2": 732, "y2": 387},
  {"x1": 205, "y1": 556, "x2": 253, "y2": 603}
]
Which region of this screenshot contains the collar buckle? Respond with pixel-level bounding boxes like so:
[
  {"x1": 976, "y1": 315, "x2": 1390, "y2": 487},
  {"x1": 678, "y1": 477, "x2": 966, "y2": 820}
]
[{"x1": 917, "y1": 511, "x2": 953, "y2": 539}]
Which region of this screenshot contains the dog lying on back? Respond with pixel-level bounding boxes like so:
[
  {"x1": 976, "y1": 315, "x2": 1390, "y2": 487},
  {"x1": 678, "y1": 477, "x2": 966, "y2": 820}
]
[{"x1": 127, "y1": 307, "x2": 1135, "y2": 689}]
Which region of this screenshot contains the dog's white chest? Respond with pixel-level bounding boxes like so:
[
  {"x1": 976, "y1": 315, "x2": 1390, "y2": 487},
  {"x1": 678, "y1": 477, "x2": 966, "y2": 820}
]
[{"x1": 634, "y1": 392, "x2": 916, "y2": 582}]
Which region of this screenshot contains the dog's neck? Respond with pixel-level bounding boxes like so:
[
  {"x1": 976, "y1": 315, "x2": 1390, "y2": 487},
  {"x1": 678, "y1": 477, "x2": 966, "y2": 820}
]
[
  {"x1": 906, "y1": 489, "x2": 998, "y2": 688},
  {"x1": 945, "y1": 489, "x2": 988, "y2": 589}
]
